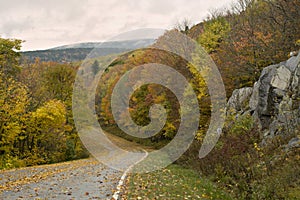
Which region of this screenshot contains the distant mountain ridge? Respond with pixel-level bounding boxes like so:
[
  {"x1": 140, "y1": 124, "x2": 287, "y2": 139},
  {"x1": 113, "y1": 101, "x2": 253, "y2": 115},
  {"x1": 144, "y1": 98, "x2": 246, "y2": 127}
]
[
  {"x1": 50, "y1": 39, "x2": 156, "y2": 50},
  {"x1": 21, "y1": 38, "x2": 156, "y2": 63}
]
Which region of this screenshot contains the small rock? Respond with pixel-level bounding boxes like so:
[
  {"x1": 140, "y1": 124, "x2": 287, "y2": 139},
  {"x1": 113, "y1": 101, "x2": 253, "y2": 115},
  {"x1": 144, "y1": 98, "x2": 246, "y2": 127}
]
[{"x1": 227, "y1": 87, "x2": 253, "y2": 114}]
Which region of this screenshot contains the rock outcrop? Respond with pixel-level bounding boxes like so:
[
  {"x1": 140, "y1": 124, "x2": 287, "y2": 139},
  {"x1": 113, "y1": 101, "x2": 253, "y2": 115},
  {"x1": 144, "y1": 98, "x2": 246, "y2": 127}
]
[{"x1": 227, "y1": 51, "x2": 300, "y2": 144}]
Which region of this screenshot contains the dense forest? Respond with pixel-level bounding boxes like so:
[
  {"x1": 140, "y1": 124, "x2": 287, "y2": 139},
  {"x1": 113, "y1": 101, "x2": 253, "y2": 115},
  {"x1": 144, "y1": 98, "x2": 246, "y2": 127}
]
[
  {"x1": 1, "y1": 0, "x2": 300, "y2": 199},
  {"x1": 0, "y1": 39, "x2": 89, "y2": 168}
]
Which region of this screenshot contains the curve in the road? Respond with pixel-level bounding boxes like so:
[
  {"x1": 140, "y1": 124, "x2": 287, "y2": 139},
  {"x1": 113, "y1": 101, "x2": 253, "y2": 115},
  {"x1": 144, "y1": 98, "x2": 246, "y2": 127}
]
[{"x1": 112, "y1": 149, "x2": 148, "y2": 200}]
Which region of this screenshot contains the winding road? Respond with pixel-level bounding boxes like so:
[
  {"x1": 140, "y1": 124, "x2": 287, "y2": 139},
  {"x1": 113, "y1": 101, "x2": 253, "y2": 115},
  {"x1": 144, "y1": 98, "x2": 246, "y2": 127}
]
[{"x1": 0, "y1": 134, "x2": 149, "y2": 200}]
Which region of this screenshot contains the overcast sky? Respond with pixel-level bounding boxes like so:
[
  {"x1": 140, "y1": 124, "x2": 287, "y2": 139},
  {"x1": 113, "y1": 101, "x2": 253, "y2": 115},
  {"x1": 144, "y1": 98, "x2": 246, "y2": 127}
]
[{"x1": 0, "y1": 0, "x2": 234, "y2": 51}]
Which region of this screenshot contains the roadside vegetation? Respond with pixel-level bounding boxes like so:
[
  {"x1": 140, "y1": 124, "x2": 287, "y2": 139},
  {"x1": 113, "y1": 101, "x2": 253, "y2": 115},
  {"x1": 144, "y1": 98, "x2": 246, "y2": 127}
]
[{"x1": 125, "y1": 164, "x2": 233, "y2": 200}]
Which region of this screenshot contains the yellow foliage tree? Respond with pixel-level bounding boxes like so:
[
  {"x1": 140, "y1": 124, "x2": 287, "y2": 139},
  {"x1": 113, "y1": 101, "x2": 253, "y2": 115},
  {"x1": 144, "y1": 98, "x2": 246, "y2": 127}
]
[
  {"x1": 0, "y1": 72, "x2": 29, "y2": 155},
  {"x1": 28, "y1": 100, "x2": 67, "y2": 163}
]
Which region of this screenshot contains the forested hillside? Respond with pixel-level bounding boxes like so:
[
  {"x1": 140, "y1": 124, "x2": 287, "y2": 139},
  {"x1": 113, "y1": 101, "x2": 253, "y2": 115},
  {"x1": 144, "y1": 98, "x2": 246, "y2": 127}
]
[
  {"x1": 96, "y1": 0, "x2": 300, "y2": 198},
  {"x1": 98, "y1": 0, "x2": 300, "y2": 145}
]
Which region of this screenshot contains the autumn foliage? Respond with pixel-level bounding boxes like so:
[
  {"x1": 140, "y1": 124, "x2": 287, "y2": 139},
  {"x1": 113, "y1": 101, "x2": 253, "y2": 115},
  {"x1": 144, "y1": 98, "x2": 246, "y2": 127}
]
[{"x1": 0, "y1": 39, "x2": 88, "y2": 169}]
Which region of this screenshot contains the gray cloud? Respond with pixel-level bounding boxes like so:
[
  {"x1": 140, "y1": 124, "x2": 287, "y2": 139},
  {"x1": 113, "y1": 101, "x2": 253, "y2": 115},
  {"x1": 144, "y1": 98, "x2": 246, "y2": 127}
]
[{"x1": 0, "y1": 0, "x2": 234, "y2": 50}]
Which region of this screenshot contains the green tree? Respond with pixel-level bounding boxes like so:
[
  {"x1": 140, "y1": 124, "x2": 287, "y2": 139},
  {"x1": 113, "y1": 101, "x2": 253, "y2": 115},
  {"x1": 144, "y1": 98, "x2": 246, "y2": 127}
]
[
  {"x1": 0, "y1": 38, "x2": 22, "y2": 77},
  {"x1": 42, "y1": 63, "x2": 76, "y2": 102},
  {"x1": 198, "y1": 17, "x2": 230, "y2": 54},
  {"x1": 91, "y1": 60, "x2": 100, "y2": 75}
]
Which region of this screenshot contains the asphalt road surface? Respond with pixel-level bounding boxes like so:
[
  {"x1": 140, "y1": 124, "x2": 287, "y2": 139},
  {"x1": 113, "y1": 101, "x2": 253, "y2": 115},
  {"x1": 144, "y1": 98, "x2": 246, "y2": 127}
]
[{"x1": 0, "y1": 158, "x2": 123, "y2": 200}]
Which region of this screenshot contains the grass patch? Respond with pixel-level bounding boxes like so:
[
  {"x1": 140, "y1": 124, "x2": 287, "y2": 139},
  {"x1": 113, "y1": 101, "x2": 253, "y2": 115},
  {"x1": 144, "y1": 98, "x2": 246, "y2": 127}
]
[{"x1": 124, "y1": 164, "x2": 233, "y2": 199}]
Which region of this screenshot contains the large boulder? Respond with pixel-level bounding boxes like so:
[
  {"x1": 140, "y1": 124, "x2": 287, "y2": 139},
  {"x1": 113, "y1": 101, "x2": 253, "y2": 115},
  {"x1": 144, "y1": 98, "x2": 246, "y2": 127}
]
[{"x1": 227, "y1": 51, "x2": 300, "y2": 138}]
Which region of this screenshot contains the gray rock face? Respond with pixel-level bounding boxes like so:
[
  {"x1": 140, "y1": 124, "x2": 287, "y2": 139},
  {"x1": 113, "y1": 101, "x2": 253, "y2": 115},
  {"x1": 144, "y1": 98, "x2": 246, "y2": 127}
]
[
  {"x1": 227, "y1": 50, "x2": 300, "y2": 138},
  {"x1": 270, "y1": 65, "x2": 291, "y2": 90},
  {"x1": 256, "y1": 65, "x2": 278, "y2": 116},
  {"x1": 227, "y1": 87, "x2": 253, "y2": 114},
  {"x1": 291, "y1": 65, "x2": 300, "y2": 97},
  {"x1": 286, "y1": 53, "x2": 300, "y2": 72},
  {"x1": 249, "y1": 82, "x2": 260, "y2": 111}
]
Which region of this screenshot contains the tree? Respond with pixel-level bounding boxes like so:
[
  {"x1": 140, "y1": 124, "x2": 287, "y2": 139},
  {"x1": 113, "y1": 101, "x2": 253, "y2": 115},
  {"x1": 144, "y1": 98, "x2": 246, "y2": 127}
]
[
  {"x1": 226, "y1": 0, "x2": 300, "y2": 72},
  {"x1": 198, "y1": 17, "x2": 230, "y2": 54},
  {"x1": 0, "y1": 72, "x2": 29, "y2": 156},
  {"x1": 0, "y1": 37, "x2": 28, "y2": 160},
  {"x1": 28, "y1": 100, "x2": 67, "y2": 163},
  {"x1": 41, "y1": 63, "x2": 76, "y2": 102},
  {"x1": 91, "y1": 60, "x2": 100, "y2": 75},
  {"x1": 39, "y1": 63, "x2": 87, "y2": 160},
  {"x1": 175, "y1": 18, "x2": 192, "y2": 34},
  {"x1": 0, "y1": 37, "x2": 89, "y2": 168},
  {"x1": 0, "y1": 38, "x2": 22, "y2": 77}
]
